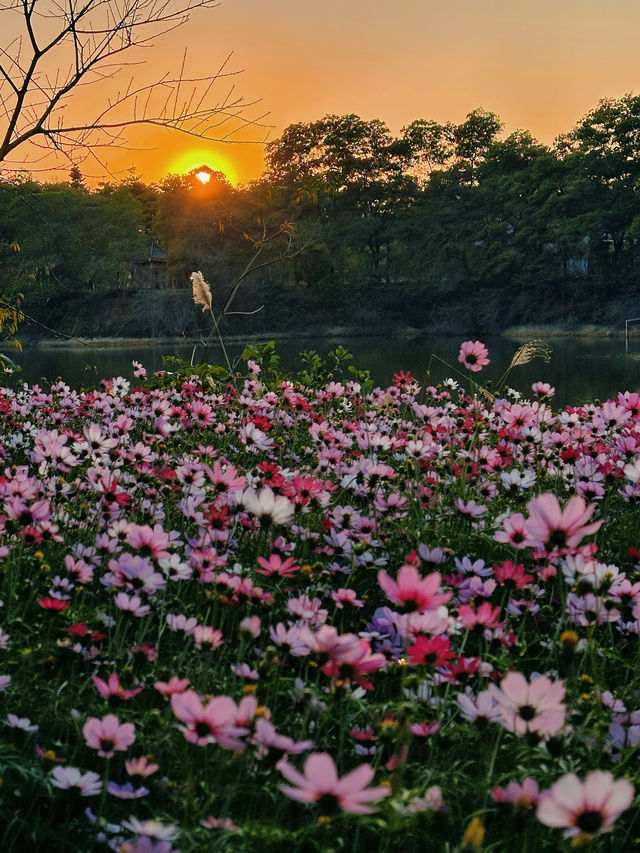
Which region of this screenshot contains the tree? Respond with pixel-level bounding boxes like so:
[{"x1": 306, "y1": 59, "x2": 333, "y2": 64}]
[
  {"x1": 69, "y1": 165, "x2": 86, "y2": 192},
  {"x1": 265, "y1": 115, "x2": 403, "y2": 207},
  {"x1": 0, "y1": 0, "x2": 261, "y2": 174},
  {"x1": 556, "y1": 94, "x2": 640, "y2": 187},
  {"x1": 0, "y1": 176, "x2": 147, "y2": 292},
  {"x1": 554, "y1": 95, "x2": 640, "y2": 275},
  {"x1": 401, "y1": 118, "x2": 454, "y2": 182},
  {"x1": 450, "y1": 108, "x2": 503, "y2": 185}
]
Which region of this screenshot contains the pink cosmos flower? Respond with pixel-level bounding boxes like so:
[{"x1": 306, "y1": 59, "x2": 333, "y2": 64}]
[
  {"x1": 523, "y1": 493, "x2": 603, "y2": 554},
  {"x1": 537, "y1": 771, "x2": 634, "y2": 839},
  {"x1": 457, "y1": 688, "x2": 502, "y2": 723},
  {"x1": 286, "y1": 594, "x2": 328, "y2": 626},
  {"x1": 458, "y1": 340, "x2": 490, "y2": 372},
  {"x1": 300, "y1": 624, "x2": 386, "y2": 689},
  {"x1": 165, "y1": 614, "x2": 197, "y2": 635},
  {"x1": 501, "y1": 403, "x2": 537, "y2": 430},
  {"x1": 251, "y1": 718, "x2": 314, "y2": 760},
  {"x1": 205, "y1": 460, "x2": 246, "y2": 501},
  {"x1": 454, "y1": 498, "x2": 486, "y2": 518},
  {"x1": 409, "y1": 721, "x2": 439, "y2": 737},
  {"x1": 532, "y1": 381, "x2": 555, "y2": 398},
  {"x1": 104, "y1": 554, "x2": 165, "y2": 595},
  {"x1": 458, "y1": 602, "x2": 503, "y2": 631},
  {"x1": 200, "y1": 815, "x2": 238, "y2": 830},
  {"x1": 492, "y1": 777, "x2": 540, "y2": 808},
  {"x1": 239, "y1": 616, "x2": 262, "y2": 637},
  {"x1": 234, "y1": 695, "x2": 259, "y2": 727},
  {"x1": 256, "y1": 554, "x2": 300, "y2": 577},
  {"x1": 230, "y1": 663, "x2": 259, "y2": 680},
  {"x1": 320, "y1": 638, "x2": 386, "y2": 691},
  {"x1": 489, "y1": 672, "x2": 566, "y2": 737},
  {"x1": 92, "y1": 672, "x2": 143, "y2": 701},
  {"x1": 154, "y1": 676, "x2": 190, "y2": 696},
  {"x1": 132, "y1": 360, "x2": 147, "y2": 379},
  {"x1": 494, "y1": 512, "x2": 529, "y2": 549},
  {"x1": 114, "y1": 592, "x2": 150, "y2": 617},
  {"x1": 278, "y1": 752, "x2": 390, "y2": 814},
  {"x1": 377, "y1": 565, "x2": 450, "y2": 613},
  {"x1": 64, "y1": 554, "x2": 94, "y2": 583},
  {"x1": 83, "y1": 714, "x2": 136, "y2": 758},
  {"x1": 125, "y1": 524, "x2": 171, "y2": 560},
  {"x1": 269, "y1": 623, "x2": 311, "y2": 657},
  {"x1": 192, "y1": 625, "x2": 224, "y2": 650},
  {"x1": 170, "y1": 690, "x2": 249, "y2": 749},
  {"x1": 4, "y1": 496, "x2": 51, "y2": 525},
  {"x1": 125, "y1": 756, "x2": 160, "y2": 777},
  {"x1": 330, "y1": 588, "x2": 364, "y2": 608},
  {"x1": 405, "y1": 786, "x2": 446, "y2": 813}
]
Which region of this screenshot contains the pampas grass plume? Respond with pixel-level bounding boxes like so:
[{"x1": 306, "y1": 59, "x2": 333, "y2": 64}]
[{"x1": 191, "y1": 271, "x2": 212, "y2": 312}]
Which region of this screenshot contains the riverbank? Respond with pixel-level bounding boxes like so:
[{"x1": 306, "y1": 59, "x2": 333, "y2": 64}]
[
  {"x1": 20, "y1": 285, "x2": 640, "y2": 349},
  {"x1": 503, "y1": 324, "x2": 633, "y2": 339},
  {"x1": 28, "y1": 323, "x2": 638, "y2": 350}
]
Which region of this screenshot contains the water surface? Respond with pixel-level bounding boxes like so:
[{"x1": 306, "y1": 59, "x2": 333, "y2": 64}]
[{"x1": 9, "y1": 335, "x2": 640, "y2": 408}]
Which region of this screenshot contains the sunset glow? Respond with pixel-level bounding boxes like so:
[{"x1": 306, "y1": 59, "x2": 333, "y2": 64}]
[
  {"x1": 5, "y1": 0, "x2": 640, "y2": 188},
  {"x1": 167, "y1": 148, "x2": 238, "y2": 186}
]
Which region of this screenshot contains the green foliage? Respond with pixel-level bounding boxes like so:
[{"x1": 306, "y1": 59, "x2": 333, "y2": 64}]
[
  {"x1": 297, "y1": 345, "x2": 373, "y2": 392},
  {"x1": 9, "y1": 94, "x2": 640, "y2": 343},
  {"x1": 159, "y1": 355, "x2": 231, "y2": 388},
  {"x1": 0, "y1": 177, "x2": 148, "y2": 301},
  {"x1": 242, "y1": 341, "x2": 282, "y2": 384}
]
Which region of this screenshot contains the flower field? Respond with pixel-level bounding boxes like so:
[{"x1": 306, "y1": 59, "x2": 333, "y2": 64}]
[{"x1": 1, "y1": 345, "x2": 640, "y2": 852}]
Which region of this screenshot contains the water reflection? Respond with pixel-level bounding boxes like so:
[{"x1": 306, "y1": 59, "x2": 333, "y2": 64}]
[{"x1": 8, "y1": 335, "x2": 640, "y2": 408}]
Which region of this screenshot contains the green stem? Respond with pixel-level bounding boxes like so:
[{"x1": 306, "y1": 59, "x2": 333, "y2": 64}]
[{"x1": 208, "y1": 307, "x2": 234, "y2": 379}]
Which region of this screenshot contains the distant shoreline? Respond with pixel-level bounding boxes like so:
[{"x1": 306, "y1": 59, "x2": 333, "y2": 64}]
[{"x1": 28, "y1": 324, "x2": 635, "y2": 350}]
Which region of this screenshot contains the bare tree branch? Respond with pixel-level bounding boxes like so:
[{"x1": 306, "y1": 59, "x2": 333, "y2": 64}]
[{"x1": 0, "y1": 0, "x2": 267, "y2": 171}]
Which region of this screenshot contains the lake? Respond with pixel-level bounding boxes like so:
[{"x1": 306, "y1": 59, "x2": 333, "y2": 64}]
[{"x1": 7, "y1": 334, "x2": 640, "y2": 407}]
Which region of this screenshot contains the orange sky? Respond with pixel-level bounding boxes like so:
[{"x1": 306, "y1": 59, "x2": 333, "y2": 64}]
[{"x1": 7, "y1": 0, "x2": 640, "y2": 186}]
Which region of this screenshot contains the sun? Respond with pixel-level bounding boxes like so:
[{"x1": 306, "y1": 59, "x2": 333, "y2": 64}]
[{"x1": 168, "y1": 148, "x2": 238, "y2": 186}]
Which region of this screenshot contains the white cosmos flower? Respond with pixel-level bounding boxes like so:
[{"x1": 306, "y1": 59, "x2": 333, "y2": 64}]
[
  {"x1": 242, "y1": 486, "x2": 295, "y2": 526},
  {"x1": 50, "y1": 765, "x2": 102, "y2": 796},
  {"x1": 500, "y1": 469, "x2": 537, "y2": 491},
  {"x1": 623, "y1": 457, "x2": 640, "y2": 483},
  {"x1": 121, "y1": 817, "x2": 179, "y2": 840}
]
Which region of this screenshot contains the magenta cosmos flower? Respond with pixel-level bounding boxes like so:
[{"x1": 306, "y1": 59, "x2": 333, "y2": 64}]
[
  {"x1": 377, "y1": 565, "x2": 450, "y2": 613},
  {"x1": 537, "y1": 770, "x2": 634, "y2": 839},
  {"x1": 83, "y1": 714, "x2": 136, "y2": 758},
  {"x1": 458, "y1": 340, "x2": 490, "y2": 372},
  {"x1": 523, "y1": 493, "x2": 603, "y2": 554},
  {"x1": 489, "y1": 671, "x2": 566, "y2": 737},
  {"x1": 278, "y1": 752, "x2": 389, "y2": 814}
]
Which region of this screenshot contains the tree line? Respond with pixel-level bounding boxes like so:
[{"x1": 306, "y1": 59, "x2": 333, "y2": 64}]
[{"x1": 4, "y1": 94, "x2": 640, "y2": 339}]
